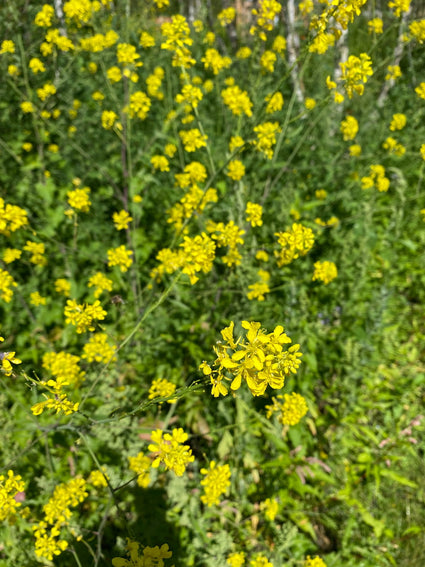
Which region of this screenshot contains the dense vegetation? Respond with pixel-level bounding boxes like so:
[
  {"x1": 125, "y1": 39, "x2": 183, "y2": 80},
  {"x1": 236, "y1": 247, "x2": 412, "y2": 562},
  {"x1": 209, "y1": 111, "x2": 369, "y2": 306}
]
[{"x1": 1, "y1": 1, "x2": 425, "y2": 566}]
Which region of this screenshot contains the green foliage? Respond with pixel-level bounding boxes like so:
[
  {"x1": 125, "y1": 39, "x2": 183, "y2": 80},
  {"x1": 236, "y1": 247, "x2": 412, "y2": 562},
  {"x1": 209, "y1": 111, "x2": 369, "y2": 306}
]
[{"x1": 1, "y1": 1, "x2": 425, "y2": 566}]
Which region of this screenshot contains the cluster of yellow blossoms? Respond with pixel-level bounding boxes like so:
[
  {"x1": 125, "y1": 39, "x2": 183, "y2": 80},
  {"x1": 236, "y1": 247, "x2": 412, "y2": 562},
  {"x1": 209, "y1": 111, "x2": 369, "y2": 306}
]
[
  {"x1": 275, "y1": 223, "x2": 315, "y2": 267},
  {"x1": 0, "y1": 336, "x2": 21, "y2": 375},
  {"x1": 0, "y1": 197, "x2": 28, "y2": 235},
  {"x1": 200, "y1": 461, "x2": 231, "y2": 506},
  {"x1": 112, "y1": 539, "x2": 173, "y2": 567},
  {"x1": 200, "y1": 321, "x2": 302, "y2": 397},
  {"x1": 33, "y1": 477, "x2": 88, "y2": 560},
  {"x1": 266, "y1": 392, "x2": 309, "y2": 426},
  {"x1": 64, "y1": 298, "x2": 107, "y2": 333},
  {"x1": 148, "y1": 428, "x2": 195, "y2": 477},
  {"x1": 0, "y1": 470, "x2": 25, "y2": 522},
  {"x1": 31, "y1": 350, "x2": 84, "y2": 416},
  {"x1": 361, "y1": 164, "x2": 390, "y2": 192},
  {"x1": 312, "y1": 261, "x2": 338, "y2": 285}
]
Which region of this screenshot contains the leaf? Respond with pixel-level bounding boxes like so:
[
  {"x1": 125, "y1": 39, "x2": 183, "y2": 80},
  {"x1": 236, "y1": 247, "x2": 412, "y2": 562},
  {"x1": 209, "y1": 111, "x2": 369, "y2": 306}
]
[{"x1": 380, "y1": 469, "x2": 418, "y2": 488}]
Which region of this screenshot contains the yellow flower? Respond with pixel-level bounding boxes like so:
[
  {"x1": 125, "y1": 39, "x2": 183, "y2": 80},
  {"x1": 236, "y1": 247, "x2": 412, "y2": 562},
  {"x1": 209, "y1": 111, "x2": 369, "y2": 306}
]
[
  {"x1": 304, "y1": 556, "x2": 327, "y2": 567},
  {"x1": 179, "y1": 128, "x2": 208, "y2": 153},
  {"x1": 313, "y1": 261, "x2": 337, "y2": 284},
  {"x1": 200, "y1": 461, "x2": 231, "y2": 506},
  {"x1": 386, "y1": 65, "x2": 402, "y2": 81},
  {"x1": 265, "y1": 92, "x2": 284, "y2": 114},
  {"x1": 0, "y1": 40, "x2": 15, "y2": 54},
  {"x1": 148, "y1": 379, "x2": 177, "y2": 403},
  {"x1": 227, "y1": 160, "x2": 245, "y2": 181},
  {"x1": 246, "y1": 202, "x2": 263, "y2": 227},
  {"x1": 101, "y1": 110, "x2": 119, "y2": 130},
  {"x1": 107, "y1": 245, "x2": 133, "y2": 272},
  {"x1": 140, "y1": 31, "x2": 155, "y2": 48},
  {"x1": 218, "y1": 7, "x2": 236, "y2": 26},
  {"x1": 368, "y1": 18, "x2": 383, "y2": 34},
  {"x1": 149, "y1": 428, "x2": 194, "y2": 476},
  {"x1": 340, "y1": 115, "x2": 359, "y2": 141},
  {"x1": 3, "y1": 248, "x2": 22, "y2": 264},
  {"x1": 67, "y1": 187, "x2": 91, "y2": 212},
  {"x1": 128, "y1": 453, "x2": 151, "y2": 487},
  {"x1": 389, "y1": 113, "x2": 406, "y2": 131},
  {"x1": 30, "y1": 291, "x2": 47, "y2": 306},
  {"x1": 305, "y1": 97, "x2": 316, "y2": 110},
  {"x1": 112, "y1": 210, "x2": 133, "y2": 230},
  {"x1": 8, "y1": 64, "x2": 19, "y2": 76},
  {"x1": 349, "y1": 144, "x2": 362, "y2": 157},
  {"x1": 151, "y1": 155, "x2": 170, "y2": 171},
  {"x1": 55, "y1": 278, "x2": 71, "y2": 296},
  {"x1": 21, "y1": 101, "x2": 35, "y2": 114},
  {"x1": 1, "y1": 349, "x2": 22, "y2": 376}
]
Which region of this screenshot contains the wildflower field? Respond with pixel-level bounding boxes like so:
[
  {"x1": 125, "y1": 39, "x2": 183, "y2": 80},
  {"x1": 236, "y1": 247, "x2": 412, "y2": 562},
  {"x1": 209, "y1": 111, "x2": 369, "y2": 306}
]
[{"x1": 1, "y1": 0, "x2": 425, "y2": 565}]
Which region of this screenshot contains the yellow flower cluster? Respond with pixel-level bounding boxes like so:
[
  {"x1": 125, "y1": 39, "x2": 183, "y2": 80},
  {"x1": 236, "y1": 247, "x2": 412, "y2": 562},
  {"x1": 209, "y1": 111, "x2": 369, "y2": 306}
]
[
  {"x1": 250, "y1": 0, "x2": 282, "y2": 41},
  {"x1": 218, "y1": 7, "x2": 236, "y2": 26},
  {"x1": 304, "y1": 556, "x2": 327, "y2": 567},
  {"x1": 312, "y1": 261, "x2": 338, "y2": 285},
  {"x1": 161, "y1": 14, "x2": 194, "y2": 68},
  {"x1": 31, "y1": 351, "x2": 84, "y2": 417},
  {"x1": 200, "y1": 320, "x2": 302, "y2": 397},
  {"x1": 275, "y1": 223, "x2": 315, "y2": 267},
  {"x1": 309, "y1": 0, "x2": 367, "y2": 54},
  {"x1": 246, "y1": 202, "x2": 263, "y2": 227},
  {"x1": 0, "y1": 470, "x2": 25, "y2": 522},
  {"x1": 261, "y1": 497, "x2": 279, "y2": 521},
  {"x1": 227, "y1": 160, "x2": 245, "y2": 181},
  {"x1": 253, "y1": 121, "x2": 280, "y2": 159},
  {"x1": 167, "y1": 184, "x2": 217, "y2": 232},
  {"x1": 247, "y1": 269, "x2": 270, "y2": 301},
  {"x1": 410, "y1": 19, "x2": 425, "y2": 43},
  {"x1": 200, "y1": 461, "x2": 231, "y2": 506},
  {"x1": 64, "y1": 299, "x2": 107, "y2": 333},
  {"x1": 340, "y1": 115, "x2": 359, "y2": 141},
  {"x1": 128, "y1": 452, "x2": 151, "y2": 487},
  {"x1": 3, "y1": 248, "x2": 22, "y2": 262},
  {"x1": 266, "y1": 392, "x2": 308, "y2": 426},
  {"x1": 67, "y1": 186, "x2": 91, "y2": 212},
  {"x1": 340, "y1": 53, "x2": 374, "y2": 98},
  {"x1": 148, "y1": 378, "x2": 177, "y2": 403},
  {"x1": 24, "y1": 241, "x2": 47, "y2": 266},
  {"x1": 88, "y1": 272, "x2": 113, "y2": 297},
  {"x1": 33, "y1": 478, "x2": 88, "y2": 561},
  {"x1": 382, "y1": 136, "x2": 405, "y2": 156},
  {"x1": 202, "y1": 48, "x2": 231, "y2": 74},
  {"x1": 149, "y1": 428, "x2": 195, "y2": 476},
  {"x1": 0, "y1": 269, "x2": 18, "y2": 303},
  {"x1": 361, "y1": 164, "x2": 390, "y2": 192},
  {"x1": 112, "y1": 540, "x2": 172, "y2": 567},
  {"x1": 207, "y1": 220, "x2": 245, "y2": 267},
  {"x1": 107, "y1": 245, "x2": 134, "y2": 272},
  {"x1": 113, "y1": 210, "x2": 133, "y2": 230},
  {"x1": 389, "y1": 113, "x2": 406, "y2": 131},
  {"x1": 265, "y1": 92, "x2": 284, "y2": 114},
  {"x1": 80, "y1": 30, "x2": 118, "y2": 52},
  {"x1": 222, "y1": 85, "x2": 253, "y2": 117},
  {"x1": 175, "y1": 83, "x2": 203, "y2": 107},
  {"x1": 43, "y1": 351, "x2": 85, "y2": 387},
  {"x1": 261, "y1": 50, "x2": 277, "y2": 73},
  {"x1": 82, "y1": 333, "x2": 116, "y2": 363},
  {"x1": 179, "y1": 128, "x2": 208, "y2": 152},
  {"x1": 34, "y1": 4, "x2": 55, "y2": 27},
  {"x1": 151, "y1": 155, "x2": 170, "y2": 171},
  {"x1": 0, "y1": 198, "x2": 28, "y2": 235},
  {"x1": 227, "y1": 552, "x2": 246, "y2": 566},
  {"x1": 125, "y1": 91, "x2": 151, "y2": 120}
]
